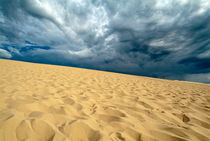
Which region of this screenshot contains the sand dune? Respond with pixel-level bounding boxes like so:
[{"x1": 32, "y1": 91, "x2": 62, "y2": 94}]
[{"x1": 0, "y1": 59, "x2": 210, "y2": 141}]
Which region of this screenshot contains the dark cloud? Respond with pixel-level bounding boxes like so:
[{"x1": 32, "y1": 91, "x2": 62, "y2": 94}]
[
  {"x1": 179, "y1": 57, "x2": 210, "y2": 71},
  {"x1": 0, "y1": 0, "x2": 210, "y2": 83}
]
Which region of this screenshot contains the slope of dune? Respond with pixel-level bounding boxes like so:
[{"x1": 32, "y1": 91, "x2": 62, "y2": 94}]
[{"x1": 0, "y1": 59, "x2": 210, "y2": 141}]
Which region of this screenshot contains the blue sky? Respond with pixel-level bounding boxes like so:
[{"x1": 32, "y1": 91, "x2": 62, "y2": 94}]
[{"x1": 0, "y1": 0, "x2": 210, "y2": 83}]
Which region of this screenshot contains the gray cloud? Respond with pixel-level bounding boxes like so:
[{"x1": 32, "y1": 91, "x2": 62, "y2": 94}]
[
  {"x1": 0, "y1": 0, "x2": 210, "y2": 83},
  {"x1": 0, "y1": 49, "x2": 12, "y2": 58},
  {"x1": 185, "y1": 73, "x2": 210, "y2": 84}
]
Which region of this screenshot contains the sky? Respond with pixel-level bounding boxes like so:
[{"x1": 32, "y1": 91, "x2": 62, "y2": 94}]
[{"x1": 0, "y1": 0, "x2": 210, "y2": 83}]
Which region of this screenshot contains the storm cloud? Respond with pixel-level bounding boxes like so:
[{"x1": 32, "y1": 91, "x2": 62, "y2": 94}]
[{"x1": 0, "y1": 0, "x2": 210, "y2": 83}]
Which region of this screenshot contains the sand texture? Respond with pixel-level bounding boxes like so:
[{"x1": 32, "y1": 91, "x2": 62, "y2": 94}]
[{"x1": 0, "y1": 59, "x2": 210, "y2": 141}]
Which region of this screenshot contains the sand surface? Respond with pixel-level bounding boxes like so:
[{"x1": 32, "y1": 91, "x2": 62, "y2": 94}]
[{"x1": 0, "y1": 59, "x2": 210, "y2": 141}]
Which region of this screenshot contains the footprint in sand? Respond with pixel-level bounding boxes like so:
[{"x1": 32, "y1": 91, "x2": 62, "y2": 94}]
[
  {"x1": 60, "y1": 121, "x2": 100, "y2": 141},
  {"x1": 182, "y1": 114, "x2": 190, "y2": 123},
  {"x1": 110, "y1": 132, "x2": 125, "y2": 141},
  {"x1": 96, "y1": 114, "x2": 122, "y2": 123},
  {"x1": 138, "y1": 101, "x2": 154, "y2": 110},
  {"x1": 124, "y1": 128, "x2": 143, "y2": 141},
  {"x1": 87, "y1": 104, "x2": 97, "y2": 115},
  {"x1": 103, "y1": 108, "x2": 126, "y2": 117},
  {"x1": 62, "y1": 97, "x2": 75, "y2": 105},
  {"x1": 79, "y1": 96, "x2": 89, "y2": 101},
  {"x1": 0, "y1": 110, "x2": 14, "y2": 123},
  {"x1": 28, "y1": 111, "x2": 43, "y2": 118},
  {"x1": 48, "y1": 106, "x2": 66, "y2": 115},
  {"x1": 16, "y1": 119, "x2": 55, "y2": 141},
  {"x1": 72, "y1": 103, "x2": 83, "y2": 111},
  {"x1": 62, "y1": 97, "x2": 83, "y2": 111}
]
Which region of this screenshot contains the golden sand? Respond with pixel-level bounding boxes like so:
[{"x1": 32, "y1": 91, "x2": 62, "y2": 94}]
[{"x1": 0, "y1": 59, "x2": 210, "y2": 141}]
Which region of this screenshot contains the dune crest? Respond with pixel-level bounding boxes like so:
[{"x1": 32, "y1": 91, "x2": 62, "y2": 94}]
[{"x1": 0, "y1": 59, "x2": 210, "y2": 141}]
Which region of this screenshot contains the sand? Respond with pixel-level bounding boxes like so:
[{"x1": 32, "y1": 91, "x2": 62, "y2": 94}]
[{"x1": 0, "y1": 59, "x2": 210, "y2": 141}]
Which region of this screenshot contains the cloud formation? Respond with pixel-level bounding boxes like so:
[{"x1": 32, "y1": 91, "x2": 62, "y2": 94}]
[
  {"x1": 0, "y1": 0, "x2": 210, "y2": 83},
  {"x1": 0, "y1": 49, "x2": 12, "y2": 58}
]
